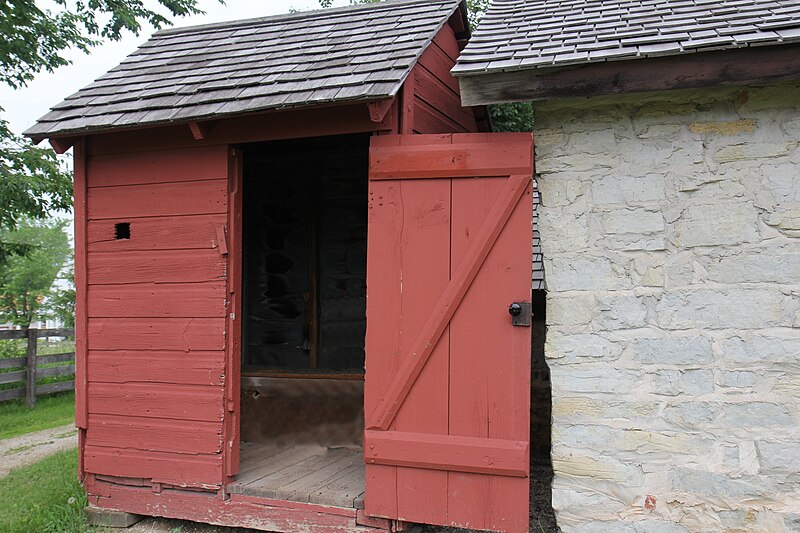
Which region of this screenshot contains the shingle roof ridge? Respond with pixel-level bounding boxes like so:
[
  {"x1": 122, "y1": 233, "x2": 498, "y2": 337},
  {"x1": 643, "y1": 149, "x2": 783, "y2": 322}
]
[{"x1": 154, "y1": 0, "x2": 459, "y2": 38}]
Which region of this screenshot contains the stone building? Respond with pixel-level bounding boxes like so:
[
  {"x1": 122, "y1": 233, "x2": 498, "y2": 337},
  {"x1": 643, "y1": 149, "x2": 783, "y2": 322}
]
[{"x1": 454, "y1": 1, "x2": 800, "y2": 532}]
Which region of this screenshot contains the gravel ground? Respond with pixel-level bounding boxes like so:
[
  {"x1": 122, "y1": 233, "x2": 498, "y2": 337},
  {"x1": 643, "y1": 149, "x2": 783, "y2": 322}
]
[{"x1": 0, "y1": 423, "x2": 77, "y2": 478}]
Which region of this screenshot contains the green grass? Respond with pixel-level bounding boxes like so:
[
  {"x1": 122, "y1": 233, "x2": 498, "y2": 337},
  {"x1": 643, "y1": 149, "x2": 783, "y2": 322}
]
[
  {"x1": 0, "y1": 391, "x2": 75, "y2": 440},
  {"x1": 0, "y1": 447, "x2": 87, "y2": 533}
]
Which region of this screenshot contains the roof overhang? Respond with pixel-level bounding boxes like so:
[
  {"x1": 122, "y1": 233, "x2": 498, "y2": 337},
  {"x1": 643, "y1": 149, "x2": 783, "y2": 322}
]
[{"x1": 456, "y1": 43, "x2": 800, "y2": 106}]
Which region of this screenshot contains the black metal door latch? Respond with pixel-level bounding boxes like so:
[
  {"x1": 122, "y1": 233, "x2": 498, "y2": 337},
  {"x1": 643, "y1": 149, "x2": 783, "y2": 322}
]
[{"x1": 508, "y1": 301, "x2": 532, "y2": 327}]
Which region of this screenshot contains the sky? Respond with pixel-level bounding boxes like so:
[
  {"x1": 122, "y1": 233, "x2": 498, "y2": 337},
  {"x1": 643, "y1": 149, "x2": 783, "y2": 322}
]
[{"x1": 1, "y1": 0, "x2": 354, "y2": 136}]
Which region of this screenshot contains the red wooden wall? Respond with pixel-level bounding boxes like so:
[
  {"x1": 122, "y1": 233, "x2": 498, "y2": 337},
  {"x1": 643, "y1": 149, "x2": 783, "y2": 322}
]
[
  {"x1": 80, "y1": 143, "x2": 231, "y2": 489},
  {"x1": 401, "y1": 22, "x2": 484, "y2": 135}
]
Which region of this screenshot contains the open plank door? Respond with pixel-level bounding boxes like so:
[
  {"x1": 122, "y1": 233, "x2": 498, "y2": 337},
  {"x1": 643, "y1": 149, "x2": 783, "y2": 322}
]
[{"x1": 364, "y1": 133, "x2": 534, "y2": 533}]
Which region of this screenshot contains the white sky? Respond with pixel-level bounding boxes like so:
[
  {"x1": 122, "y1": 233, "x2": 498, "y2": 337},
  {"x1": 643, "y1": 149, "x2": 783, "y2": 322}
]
[{"x1": 1, "y1": 0, "x2": 354, "y2": 135}]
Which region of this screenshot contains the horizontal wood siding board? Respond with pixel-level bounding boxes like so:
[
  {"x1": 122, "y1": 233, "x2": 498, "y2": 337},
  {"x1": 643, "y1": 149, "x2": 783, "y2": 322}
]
[
  {"x1": 87, "y1": 318, "x2": 226, "y2": 351},
  {"x1": 84, "y1": 446, "x2": 222, "y2": 488},
  {"x1": 87, "y1": 350, "x2": 225, "y2": 386},
  {"x1": 0, "y1": 370, "x2": 26, "y2": 384},
  {"x1": 364, "y1": 430, "x2": 529, "y2": 478},
  {"x1": 417, "y1": 37, "x2": 460, "y2": 95},
  {"x1": 0, "y1": 357, "x2": 26, "y2": 369},
  {"x1": 432, "y1": 21, "x2": 460, "y2": 63},
  {"x1": 87, "y1": 146, "x2": 228, "y2": 188},
  {"x1": 87, "y1": 214, "x2": 227, "y2": 252},
  {"x1": 84, "y1": 478, "x2": 376, "y2": 532},
  {"x1": 37, "y1": 352, "x2": 75, "y2": 364},
  {"x1": 369, "y1": 142, "x2": 533, "y2": 179},
  {"x1": 87, "y1": 249, "x2": 225, "y2": 285},
  {"x1": 414, "y1": 66, "x2": 475, "y2": 132},
  {"x1": 413, "y1": 100, "x2": 469, "y2": 135},
  {"x1": 87, "y1": 283, "x2": 226, "y2": 318},
  {"x1": 87, "y1": 179, "x2": 227, "y2": 220},
  {"x1": 37, "y1": 380, "x2": 75, "y2": 395},
  {"x1": 86, "y1": 414, "x2": 222, "y2": 455},
  {"x1": 87, "y1": 382, "x2": 224, "y2": 422}
]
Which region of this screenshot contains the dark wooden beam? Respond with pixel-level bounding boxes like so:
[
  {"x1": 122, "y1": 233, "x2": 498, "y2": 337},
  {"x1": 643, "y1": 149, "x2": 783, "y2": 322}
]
[
  {"x1": 457, "y1": 44, "x2": 800, "y2": 106},
  {"x1": 49, "y1": 137, "x2": 77, "y2": 154},
  {"x1": 188, "y1": 121, "x2": 209, "y2": 140},
  {"x1": 366, "y1": 98, "x2": 395, "y2": 123}
]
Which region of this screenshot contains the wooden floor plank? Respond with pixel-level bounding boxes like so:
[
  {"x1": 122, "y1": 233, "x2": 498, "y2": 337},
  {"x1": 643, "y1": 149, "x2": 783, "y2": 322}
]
[
  {"x1": 230, "y1": 442, "x2": 365, "y2": 509},
  {"x1": 275, "y1": 451, "x2": 362, "y2": 503}
]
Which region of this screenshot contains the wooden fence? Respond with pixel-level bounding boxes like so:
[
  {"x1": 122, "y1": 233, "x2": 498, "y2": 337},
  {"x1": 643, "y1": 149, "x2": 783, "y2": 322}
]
[{"x1": 0, "y1": 328, "x2": 75, "y2": 405}]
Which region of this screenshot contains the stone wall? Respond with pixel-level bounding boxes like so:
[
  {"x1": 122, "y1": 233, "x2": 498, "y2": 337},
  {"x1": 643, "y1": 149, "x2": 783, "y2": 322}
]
[{"x1": 535, "y1": 83, "x2": 800, "y2": 533}]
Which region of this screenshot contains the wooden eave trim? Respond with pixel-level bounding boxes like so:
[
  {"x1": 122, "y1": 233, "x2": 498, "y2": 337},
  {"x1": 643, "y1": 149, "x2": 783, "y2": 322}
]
[
  {"x1": 48, "y1": 137, "x2": 78, "y2": 154},
  {"x1": 457, "y1": 43, "x2": 800, "y2": 106}
]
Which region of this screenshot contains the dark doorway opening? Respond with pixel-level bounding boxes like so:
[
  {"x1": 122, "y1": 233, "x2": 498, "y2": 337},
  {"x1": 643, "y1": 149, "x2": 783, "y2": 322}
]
[{"x1": 233, "y1": 134, "x2": 369, "y2": 510}]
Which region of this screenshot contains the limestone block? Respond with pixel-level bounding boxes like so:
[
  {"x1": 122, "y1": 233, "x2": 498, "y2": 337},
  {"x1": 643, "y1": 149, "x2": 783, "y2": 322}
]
[
  {"x1": 764, "y1": 206, "x2": 800, "y2": 238},
  {"x1": 596, "y1": 294, "x2": 648, "y2": 329},
  {"x1": 631, "y1": 336, "x2": 713, "y2": 365},
  {"x1": 546, "y1": 255, "x2": 632, "y2": 292},
  {"x1": 547, "y1": 293, "x2": 596, "y2": 326},
  {"x1": 547, "y1": 331, "x2": 624, "y2": 362},
  {"x1": 672, "y1": 203, "x2": 760, "y2": 248},
  {"x1": 672, "y1": 468, "x2": 772, "y2": 501},
  {"x1": 705, "y1": 251, "x2": 800, "y2": 284},
  {"x1": 552, "y1": 396, "x2": 659, "y2": 423},
  {"x1": 633, "y1": 254, "x2": 665, "y2": 287},
  {"x1": 688, "y1": 120, "x2": 756, "y2": 136},
  {"x1": 664, "y1": 401, "x2": 792, "y2": 430},
  {"x1": 633, "y1": 520, "x2": 691, "y2": 533},
  {"x1": 719, "y1": 333, "x2": 800, "y2": 365},
  {"x1": 756, "y1": 440, "x2": 800, "y2": 473},
  {"x1": 652, "y1": 369, "x2": 714, "y2": 396},
  {"x1": 600, "y1": 209, "x2": 665, "y2": 235},
  {"x1": 539, "y1": 177, "x2": 588, "y2": 207},
  {"x1": 540, "y1": 207, "x2": 590, "y2": 253},
  {"x1": 591, "y1": 174, "x2": 667, "y2": 205},
  {"x1": 552, "y1": 453, "x2": 645, "y2": 486},
  {"x1": 571, "y1": 522, "x2": 637, "y2": 533},
  {"x1": 718, "y1": 371, "x2": 760, "y2": 389},
  {"x1": 656, "y1": 288, "x2": 788, "y2": 330},
  {"x1": 762, "y1": 163, "x2": 800, "y2": 203},
  {"x1": 553, "y1": 367, "x2": 640, "y2": 394},
  {"x1": 714, "y1": 143, "x2": 792, "y2": 164}
]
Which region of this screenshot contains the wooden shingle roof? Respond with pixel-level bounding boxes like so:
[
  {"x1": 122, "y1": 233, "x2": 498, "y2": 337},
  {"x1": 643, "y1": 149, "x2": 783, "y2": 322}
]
[
  {"x1": 26, "y1": 0, "x2": 463, "y2": 141},
  {"x1": 453, "y1": 0, "x2": 800, "y2": 76}
]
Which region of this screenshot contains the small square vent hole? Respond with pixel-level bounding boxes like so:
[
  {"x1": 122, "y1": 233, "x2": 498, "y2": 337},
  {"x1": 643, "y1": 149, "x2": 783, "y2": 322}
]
[{"x1": 115, "y1": 222, "x2": 131, "y2": 240}]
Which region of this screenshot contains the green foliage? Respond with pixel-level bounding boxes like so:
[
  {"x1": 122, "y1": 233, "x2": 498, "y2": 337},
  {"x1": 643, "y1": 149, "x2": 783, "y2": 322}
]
[
  {"x1": 44, "y1": 265, "x2": 75, "y2": 328},
  {"x1": 489, "y1": 101, "x2": 533, "y2": 132},
  {"x1": 0, "y1": 219, "x2": 71, "y2": 327},
  {"x1": 0, "y1": 447, "x2": 86, "y2": 533},
  {"x1": 0, "y1": 1, "x2": 221, "y2": 262}
]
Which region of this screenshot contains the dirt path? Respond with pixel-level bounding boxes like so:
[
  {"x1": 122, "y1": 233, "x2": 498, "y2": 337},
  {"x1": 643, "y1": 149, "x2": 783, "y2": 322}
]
[{"x1": 0, "y1": 423, "x2": 78, "y2": 478}]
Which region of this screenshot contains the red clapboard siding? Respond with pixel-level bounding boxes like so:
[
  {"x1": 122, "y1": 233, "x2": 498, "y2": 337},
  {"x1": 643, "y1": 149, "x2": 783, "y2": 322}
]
[
  {"x1": 87, "y1": 146, "x2": 228, "y2": 188},
  {"x1": 87, "y1": 414, "x2": 222, "y2": 455},
  {"x1": 414, "y1": 68, "x2": 475, "y2": 132},
  {"x1": 87, "y1": 382, "x2": 224, "y2": 422},
  {"x1": 88, "y1": 351, "x2": 225, "y2": 386},
  {"x1": 413, "y1": 100, "x2": 468, "y2": 135},
  {"x1": 88, "y1": 249, "x2": 225, "y2": 285},
  {"x1": 87, "y1": 283, "x2": 226, "y2": 318},
  {"x1": 87, "y1": 179, "x2": 228, "y2": 220},
  {"x1": 87, "y1": 318, "x2": 226, "y2": 351},
  {"x1": 87, "y1": 214, "x2": 227, "y2": 252},
  {"x1": 84, "y1": 446, "x2": 223, "y2": 488},
  {"x1": 416, "y1": 39, "x2": 460, "y2": 95}
]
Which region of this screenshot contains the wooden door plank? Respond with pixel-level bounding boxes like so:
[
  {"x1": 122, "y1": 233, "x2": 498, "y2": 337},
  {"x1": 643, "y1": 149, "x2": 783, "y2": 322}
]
[
  {"x1": 364, "y1": 430, "x2": 528, "y2": 478},
  {"x1": 369, "y1": 143, "x2": 533, "y2": 180},
  {"x1": 368, "y1": 174, "x2": 529, "y2": 431},
  {"x1": 392, "y1": 178, "x2": 451, "y2": 524},
  {"x1": 364, "y1": 180, "x2": 402, "y2": 519},
  {"x1": 88, "y1": 282, "x2": 226, "y2": 318},
  {"x1": 87, "y1": 214, "x2": 227, "y2": 252}
]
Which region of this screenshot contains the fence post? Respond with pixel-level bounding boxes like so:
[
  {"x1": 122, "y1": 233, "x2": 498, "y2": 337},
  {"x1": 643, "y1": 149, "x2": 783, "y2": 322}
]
[{"x1": 26, "y1": 328, "x2": 37, "y2": 407}]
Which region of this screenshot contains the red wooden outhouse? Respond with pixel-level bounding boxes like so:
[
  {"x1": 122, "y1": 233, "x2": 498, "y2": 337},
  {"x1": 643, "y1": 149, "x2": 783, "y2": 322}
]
[{"x1": 27, "y1": 1, "x2": 536, "y2": 531}]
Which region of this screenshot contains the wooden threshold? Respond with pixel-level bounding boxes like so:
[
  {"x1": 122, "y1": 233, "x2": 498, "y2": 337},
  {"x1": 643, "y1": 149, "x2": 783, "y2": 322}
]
[
  {"x1": 242, "y1": 370, "x2": 364, "y2": 380},
  {"x1": 229, "y1": 442, "x2": 365, "y2": 509}
]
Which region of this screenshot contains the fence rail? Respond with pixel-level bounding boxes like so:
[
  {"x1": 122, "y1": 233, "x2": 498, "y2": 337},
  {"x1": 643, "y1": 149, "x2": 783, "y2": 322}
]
[{"x1": 0, "y1": 328, "x2": 75, "y2": 405}]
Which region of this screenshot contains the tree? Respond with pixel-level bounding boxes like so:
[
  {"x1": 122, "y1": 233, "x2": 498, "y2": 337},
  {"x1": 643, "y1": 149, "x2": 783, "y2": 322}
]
[
  {"x1": 0, "y1": 219, "x2": 71, "y2": 328},
  {"x1": 0, "y1": 1, "x2": 219, "y2": 260},
  {"x1": 317, "y1": 0, "x2": 532, "y2": 132},
  {"x1": 45, "y1": 265, "x2": 75, "y2": 328}
]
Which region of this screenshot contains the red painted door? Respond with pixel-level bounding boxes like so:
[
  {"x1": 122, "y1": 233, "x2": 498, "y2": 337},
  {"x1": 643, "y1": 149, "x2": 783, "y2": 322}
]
[{"x1": 364, "y1": 133, "x2": 534, "y2": 533}]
